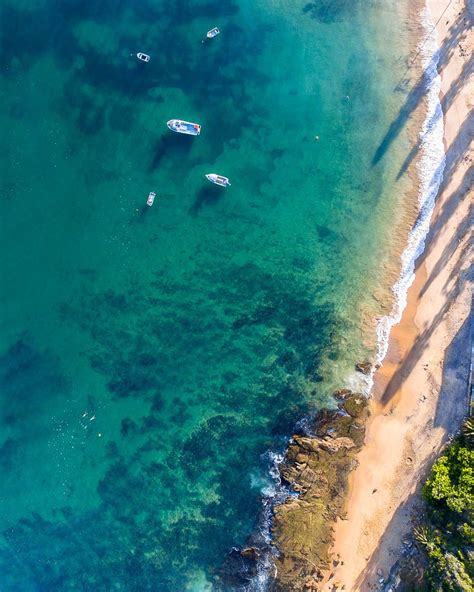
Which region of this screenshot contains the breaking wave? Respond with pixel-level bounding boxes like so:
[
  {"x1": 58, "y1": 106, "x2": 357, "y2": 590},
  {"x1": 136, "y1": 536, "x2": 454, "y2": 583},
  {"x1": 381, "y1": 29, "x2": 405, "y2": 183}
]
[{"x1": 372, "y1": 6, "x2": 445, "y2": 383}]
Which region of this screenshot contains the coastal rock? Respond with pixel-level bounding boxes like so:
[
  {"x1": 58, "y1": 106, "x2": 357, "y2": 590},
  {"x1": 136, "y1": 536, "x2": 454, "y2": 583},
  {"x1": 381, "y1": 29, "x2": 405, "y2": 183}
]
[
  {"x1": 240, "y1": 547, "x2": 260, "y2": 560},
  {"x1": 319, "y1": 436, "x2": 356, "y2": 453},
  {"x1": 215, "y1": 546, "x2": 260, "y2": 586},
  {"x1": 341, "y1": 395, "x2": 367, "y2": 418},
  {"x1": 355, "y1": 361, "x2": 372, "y2": 375},
  {"x1": 333, "y1": 388, "x2": 352, "y2": 400},
  {"x1": 272, "y1": 394, "x2": 370, "y2": 591},
  {"x1": 304, "y1": 577, "x2": 321, "y2": 590}
]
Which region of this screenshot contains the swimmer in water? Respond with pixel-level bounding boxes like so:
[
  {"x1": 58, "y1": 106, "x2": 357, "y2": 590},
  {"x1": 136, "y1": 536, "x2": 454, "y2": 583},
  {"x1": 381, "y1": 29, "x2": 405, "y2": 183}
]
[{"x1": 315, "y1": 135, "x2": 320, "y2": 140}]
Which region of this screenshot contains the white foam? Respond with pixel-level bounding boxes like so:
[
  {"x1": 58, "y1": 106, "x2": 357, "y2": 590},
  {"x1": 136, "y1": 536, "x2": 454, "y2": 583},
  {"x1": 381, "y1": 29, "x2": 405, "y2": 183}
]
[
  {"x1": 249, "y1": 10, "x2": 446, "y2": 590},
  {"x1": 369, "y1": 6, "x2": 445, "y2": 390}
]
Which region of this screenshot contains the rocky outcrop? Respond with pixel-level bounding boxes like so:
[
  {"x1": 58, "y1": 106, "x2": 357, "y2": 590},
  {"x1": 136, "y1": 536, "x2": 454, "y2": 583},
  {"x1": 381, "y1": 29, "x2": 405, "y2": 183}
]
[
  {"x1": 333, "y1": 388, "x2": 353, "y2": 401},
  {"x1": 271, "y1": 394, "x2": 370, "y2": 591},
  {"x1": 215, "y1": 546, "x2": 262, "y2": 588},
  {"x1": 355, "y1": 361, "x2": 372, "y2": 375}
]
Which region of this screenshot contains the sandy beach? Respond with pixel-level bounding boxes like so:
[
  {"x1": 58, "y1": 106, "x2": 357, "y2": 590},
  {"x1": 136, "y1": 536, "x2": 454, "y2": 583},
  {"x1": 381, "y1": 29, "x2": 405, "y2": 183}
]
[{"x1": 323, "y1": 0, "x2": 473, "y2": 589}]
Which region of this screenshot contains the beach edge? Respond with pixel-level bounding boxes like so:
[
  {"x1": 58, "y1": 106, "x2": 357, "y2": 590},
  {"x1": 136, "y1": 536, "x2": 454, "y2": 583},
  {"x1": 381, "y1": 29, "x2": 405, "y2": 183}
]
[{"x1": 323, "y1": 0, "x2": 473, "y2": 588}]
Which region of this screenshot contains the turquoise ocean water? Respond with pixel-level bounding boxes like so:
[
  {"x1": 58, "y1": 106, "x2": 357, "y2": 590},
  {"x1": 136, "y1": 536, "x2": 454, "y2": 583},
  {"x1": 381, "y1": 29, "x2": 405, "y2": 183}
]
[{"x1": 0, "y1": 0, "x2": 413, "y2": 589}]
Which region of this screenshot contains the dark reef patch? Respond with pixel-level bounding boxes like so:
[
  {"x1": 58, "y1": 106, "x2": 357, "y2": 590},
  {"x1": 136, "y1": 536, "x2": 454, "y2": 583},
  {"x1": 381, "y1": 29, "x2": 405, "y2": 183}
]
[
  {"x1": 0, "y1": 338, "x2": 70, "y2": 428},
  {"x1": 189, "y1": 185, "x2": 225, "y2": 216},
  {"x1": 10, "y1": 256, "x2": 346, "y2": 589},
  {"x1": 302, "y1": 0, "x2": 359, "y2": 23}
]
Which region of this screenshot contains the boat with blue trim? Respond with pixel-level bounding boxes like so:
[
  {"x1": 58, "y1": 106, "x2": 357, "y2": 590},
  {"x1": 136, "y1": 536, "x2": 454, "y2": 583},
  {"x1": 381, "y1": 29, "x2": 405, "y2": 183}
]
[{"x1": 167, "y1": 119, "x2": 201, "y2": 136}]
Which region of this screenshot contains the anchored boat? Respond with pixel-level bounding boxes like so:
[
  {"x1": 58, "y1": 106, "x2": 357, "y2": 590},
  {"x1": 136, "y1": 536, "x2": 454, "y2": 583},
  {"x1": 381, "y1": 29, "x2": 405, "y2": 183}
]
[
  {"x1": 205, "y1": 174, "x2": 231, "y2": 187},
  {"x1": 206, "y1": 27, "x2": 220, "y2": 39},
  {"x1": 136, "y1": 52, "x2": 150, "y2": 62},
  {"x1": 167, "y1": 119, "x2": 201, "y2": 136},
  {"x1": 147, "y1": 191, "x2": 156, "y2": 206}
]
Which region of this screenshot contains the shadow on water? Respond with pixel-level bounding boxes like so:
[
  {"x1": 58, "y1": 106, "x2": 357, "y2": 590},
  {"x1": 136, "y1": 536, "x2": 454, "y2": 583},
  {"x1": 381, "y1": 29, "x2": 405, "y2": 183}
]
[
  {"x1": 189, "y1": 184, "x2": 225, "y2": 216},
  {"x1": 0, "y1": 0, "x2": 258, "y2": 143},
  {"x1": 378, "y1": 109, "x2": 473, "y2": 407},
  {"x1": 379, "y1": 230, "x2": 472, "y2": 408},
  {"x1": 0, "y1": 0, "x2": 239, "y2": 72},
  {"x1": 372, "y1": 8, "x2": 471, "y2": 167},
  {"x1": 130, "y1": 205, "x2": 153, "y2": 224},
  {"x1": 149, "y1": 133, "x2": 195, "y2": 171},
  {"x1": 379, "y1": 282, "x2": 458, "y2": 407},
  {"x1": 396, "y1": 58, "x2": 474, "y2": 179}
]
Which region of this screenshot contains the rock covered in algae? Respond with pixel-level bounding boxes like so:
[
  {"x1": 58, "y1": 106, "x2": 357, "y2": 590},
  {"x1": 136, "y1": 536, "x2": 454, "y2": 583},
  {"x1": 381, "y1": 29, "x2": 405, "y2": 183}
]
[
  {"x1": 271, "y1": 394, "x2": 370, "y2": 591},
  {"x1": 332, "y1": 388, "x2": 352, "y2": 400},
  {"x1": 355, "y1": 361, "x2": 372, "y2": 375}
]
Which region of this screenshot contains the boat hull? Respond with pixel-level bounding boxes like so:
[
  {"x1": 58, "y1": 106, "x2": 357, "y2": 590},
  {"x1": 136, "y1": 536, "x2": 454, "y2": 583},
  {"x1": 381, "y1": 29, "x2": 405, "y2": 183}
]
[
  {"x1": 205, "y1": 174, "x2": 231, "y2": 187},
  {"x1": 167, "y1": 119, "x2": 201, "y2": 136}
]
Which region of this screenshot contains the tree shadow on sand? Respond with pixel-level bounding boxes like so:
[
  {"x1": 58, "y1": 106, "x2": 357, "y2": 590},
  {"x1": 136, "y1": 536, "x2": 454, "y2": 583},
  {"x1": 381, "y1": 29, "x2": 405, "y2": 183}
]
[
  {"x1": 352, "y1": 312, "x2": 471, "y2": 589},
  {"x1": 396, "y1": 58, "x2": 473, "y2": 179},
  {"x1": 377, "y1": 120, "x2": 472, "y2": 406},
  {"x1": 371, "y1": 9, "x2": 472, "y2": 167}
]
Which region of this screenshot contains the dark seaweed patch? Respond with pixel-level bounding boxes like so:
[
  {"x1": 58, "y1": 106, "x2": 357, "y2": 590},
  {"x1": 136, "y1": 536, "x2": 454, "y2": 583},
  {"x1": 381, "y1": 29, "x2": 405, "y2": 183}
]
[
  {"x1": 0, "y1": 338, "x2": 69, "y2": 425},
  {"x1": 0, "y1": 438, "x2": 19, "y2": 472},
  {"x1": 302, "y1": 0, "x2": 359, "y2": 23},
  {"x1": 149, "y1": 133, "x2": 194, "y2": 172},
  {"x1": 1, "y1": 256, "x2": 344, "y2": 588},
  {"x1": 108, "y1": 101, "x2": 134, "y2": 133},
  {"x1": 0, "y1": 0, "x2": 260, "y2": 150},
  {"x1": 189, "y1": 184, "x2": 225, "y2": 216}
]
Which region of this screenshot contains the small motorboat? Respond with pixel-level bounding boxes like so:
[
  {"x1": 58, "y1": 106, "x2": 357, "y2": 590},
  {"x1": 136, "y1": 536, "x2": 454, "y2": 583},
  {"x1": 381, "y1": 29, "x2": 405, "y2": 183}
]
[
  {"x1": 206, "y1": 27, "x2": 220, "y2": 39},
  {"x1": 137, "y1": 52, "x2": 150, "y2": 62},
  {"x1": 167, "y1": 119, "x2": 201, "y2": 136},
  {"x1": 147, "y1": 191, "x2": 156, "y2": 206},
  {"x1": 205, "y1": 174, "x2": 231, "y2": 187}
]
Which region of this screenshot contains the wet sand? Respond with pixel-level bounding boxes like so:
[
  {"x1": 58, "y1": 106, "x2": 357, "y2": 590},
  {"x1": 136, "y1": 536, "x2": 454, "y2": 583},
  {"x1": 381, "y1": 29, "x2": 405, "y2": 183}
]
[{"x1": 323, "y1": 0, "x2": 473, "y2": 589}]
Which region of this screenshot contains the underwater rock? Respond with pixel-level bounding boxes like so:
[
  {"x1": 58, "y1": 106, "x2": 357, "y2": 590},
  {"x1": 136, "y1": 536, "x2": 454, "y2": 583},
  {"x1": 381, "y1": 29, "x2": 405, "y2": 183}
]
[
  {"x1": 272, "y1": 394, "x2": 369, "y2": 591},
  {"x1": 214, "y1": 546, "x2": 261, "y2": 587},
  {"x1": 355, "y1": 361, "x2": 372, "y2": 375}
]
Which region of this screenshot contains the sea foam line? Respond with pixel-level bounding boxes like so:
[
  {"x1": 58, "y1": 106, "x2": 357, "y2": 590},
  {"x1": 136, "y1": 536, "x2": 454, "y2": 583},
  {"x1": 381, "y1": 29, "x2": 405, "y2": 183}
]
[
  {"x1": 368, "y1": 6, "x2": 446, "y2": 390},
  {"x1": 248, "y1": 8, "x2": 446, "y2": 590}
]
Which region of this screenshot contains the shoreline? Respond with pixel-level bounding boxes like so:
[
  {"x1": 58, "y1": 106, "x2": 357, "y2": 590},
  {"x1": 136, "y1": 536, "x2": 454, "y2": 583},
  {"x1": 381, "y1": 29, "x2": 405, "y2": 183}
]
[
  {"x1": 236, "y1": 1, "x2": 472, "y2": 589},
  {"x1": 324, "y1": 0, "x2": 473, "y2": 589}
]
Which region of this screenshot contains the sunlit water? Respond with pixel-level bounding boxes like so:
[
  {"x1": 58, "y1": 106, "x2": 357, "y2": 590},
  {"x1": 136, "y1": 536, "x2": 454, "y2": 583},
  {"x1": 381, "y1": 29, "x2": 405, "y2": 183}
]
[{"x1": 0, "y1": 0, "x2": 413, "y2": 589}]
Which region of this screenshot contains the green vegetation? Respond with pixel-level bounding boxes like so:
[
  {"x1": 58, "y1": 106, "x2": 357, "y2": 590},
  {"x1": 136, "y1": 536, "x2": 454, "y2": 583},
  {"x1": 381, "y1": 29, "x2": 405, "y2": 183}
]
[{"x1": 413, "y1": 418, "x2": 474, "y2": 591}]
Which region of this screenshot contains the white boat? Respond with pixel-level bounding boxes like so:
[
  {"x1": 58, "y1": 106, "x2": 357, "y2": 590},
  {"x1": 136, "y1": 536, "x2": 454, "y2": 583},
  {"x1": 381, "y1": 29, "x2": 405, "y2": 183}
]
[
  {"x1": 147, "y1": 191, "x2": 156, "y2": 206},
  {"x1": 205, "y1": 173, "x2": 231, "y2": 187},
  {"x1": 206, "y1": 27, "x2": 220, "y2": 39},
  {"x1": 137, "y1": 52, "x2": 150, "y2": 62},
  {"x1": 167, "y1": 119, "x2": 201, "y2": 136}
]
